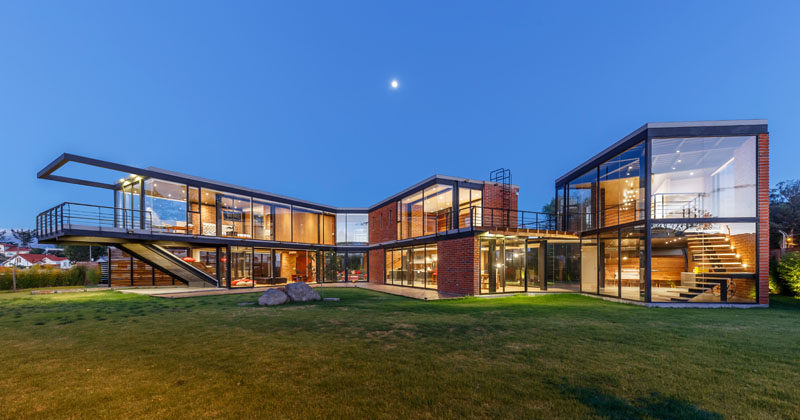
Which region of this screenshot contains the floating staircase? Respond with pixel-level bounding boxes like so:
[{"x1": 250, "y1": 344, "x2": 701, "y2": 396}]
[{"x1": 664, "y1": 233, "x2": 747, "y2": 302}]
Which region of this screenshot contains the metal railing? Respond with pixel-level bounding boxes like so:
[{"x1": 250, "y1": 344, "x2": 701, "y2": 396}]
[
  {"x1": 466, "y1": 206, "x2": 557, "y2": 231},
  {"x1": 36, "y1": 202, "x2": 153, "y2": 238},
  {"x1": 651, "y1": 193, "x2": 706, "y2": 219}
]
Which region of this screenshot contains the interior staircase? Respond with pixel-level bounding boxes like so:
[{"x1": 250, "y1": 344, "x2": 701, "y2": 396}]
[{"x1": 664, "y1": 233, "x2": 747, "y2": 302}]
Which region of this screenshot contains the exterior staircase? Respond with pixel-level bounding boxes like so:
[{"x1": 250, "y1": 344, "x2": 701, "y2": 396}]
[
  {"x1": 665, "y1": 233, "x2": 746, "y2": 302},
  {"x1": 116, "y1": 243, "x2": 220, "y2": 288}
]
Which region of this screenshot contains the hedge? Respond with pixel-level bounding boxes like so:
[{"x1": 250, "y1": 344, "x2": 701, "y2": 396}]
[{"x1": 0, "y1": 265, "x2": 100, "y2": 290}]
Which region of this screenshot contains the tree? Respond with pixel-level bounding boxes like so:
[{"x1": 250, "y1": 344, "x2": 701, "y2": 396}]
[
  {"x1": 30, "y1": 248, "x2": 45, "y2": 254},
  {"x1": 770, "y1": 180, "x2": 800, "y2": 249},
  {"x1": 11, "y1": 229, "x2": 36, "y2": 247},
  {"x1": 541, "y1": 197, "x2": 557, "y2": 214},
  {"x1": 63, "y1": 245, "x2": 108, "y2": 262}
]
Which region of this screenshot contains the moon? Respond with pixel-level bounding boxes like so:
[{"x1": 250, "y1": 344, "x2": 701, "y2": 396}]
[{"x1": 390, "y1": 79, "x2": 399, "y2": 89}]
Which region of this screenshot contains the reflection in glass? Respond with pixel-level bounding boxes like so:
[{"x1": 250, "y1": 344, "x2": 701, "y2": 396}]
[
  {"x1": 599, "y1": 230, "x2": 619, "y2": 297},
  {"x1": 253, "y1": 201, "x2": 272, "y2": 240},
  {"x1": 580, "y1": 237, "x2": 597, "y2": 293},
  {"x1": 230, "y1": 246, "x2": 253, "y2": 288},
  {"x1": 220, "y1": 195, "x2": 252, "y2": 238},
  {"x1": 599, "y1": 141, "x2": 644, "y2": 227},
  {"x1": 274, "y1": 205, "x2": 291, "y2": 242},
  {"x1": 292, "y1": 207, "x2": 320, "y2": 244},
  {"x1": 144, "y1": 179, "x2": 187, "y2": 233},
  {"x1": 620, "y1": 226, "x2": 645, "y2": 301}
]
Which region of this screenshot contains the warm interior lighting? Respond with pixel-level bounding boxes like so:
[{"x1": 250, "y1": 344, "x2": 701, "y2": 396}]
[{"x1": 710, "y1": 157, "x2": 735, "y2": 177}]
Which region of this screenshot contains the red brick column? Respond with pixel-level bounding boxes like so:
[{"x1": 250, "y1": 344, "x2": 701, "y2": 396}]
[
  {"x1": 758, "y1": 133, "x2": 770, "y2": 305},
  {"x1": 369, "y1": 202, "x2": 396, "y2": 244},
  {"x1": 437, "y1": 235, "x2": 479, "y2": 295},
  {"x1": 368, "y1": 249, "x2": 384, "y2": 284}
]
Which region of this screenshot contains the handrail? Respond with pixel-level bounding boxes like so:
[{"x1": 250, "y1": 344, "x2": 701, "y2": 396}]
[
  {"x1": 36, "y1": 202, "x2": 153, "y2": 238},
  {"x1": 467, "y1": 206, "x2": 557, "y2": 231}
]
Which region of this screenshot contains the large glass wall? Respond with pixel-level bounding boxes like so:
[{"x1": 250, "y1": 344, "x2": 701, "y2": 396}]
[
  {"x1": 598, "y1": 230, "x2": 619, "y2": 297},
  {"x1": 322, "y1": 251, "x2": 367, "y2": 282},
  {"x1": 253, "y1": 201, "x2": 272, "y2": 241},
  {"x1": 384, "y1": 244, "x2": 437, "y2": 288},
  {"x1": 336, "y1": 214, "x2": 368, "y2": 245},
  {"x1": 230, "y1": 246, "x2": 253, "y2": 287},
  {"x1": 650, "y1": 222, "x2": 756, "y2": 303},
  {"x1": 219, "y1": 194, "x2": 252, "y2": 238},
  {"x1": 620, "y1": 226, "x2": 645, "y2": 301},
  {"x1": 274, "y1": 205, "x2": 292, "y2": 242},
  {"x1": 479, "y1": 237, "x2": 527, "y2": 294},
  {"x1": 253, "y1": 248, "x2": 273, "y2": 285},
  {"x1": 567, "y1": 169, "x2": 596, "y2": 232},
  {"x1": 322, "y1": 214, "x2": 336, "y2": 245},
  {"x1": 458, "y1": 187, "x2": 483, "y2": 228},
  {"x1": 116, "y1": 180, "x2": 142, "y2": 228},
  {"x1": 292, "y1": 207, "x2": 320, "y2": 244},
  {"x1": 398, "y1": 184, "x2": 453, "y2": 239},
  {"x1": 651, "y1": 136, "x2": 756, "y2": 219},
  {"x1": 200, "y1": 189, "x2": 220, "y2": 236},
  {"x1": 144, "y1": 179, "x2": 187, "y2": 233},
  {"x1": 188, "y1": 187, "x2": 200, "y2": 235},
  {"x1": 598, "y1": 141, "x2": 645, "y2": 228},
  {"x1": 545, "y1": 240, "x2": 580, "y2": 292},
  {"x1": 580, "y1": 237, "x2": 597, "y2": 293}
]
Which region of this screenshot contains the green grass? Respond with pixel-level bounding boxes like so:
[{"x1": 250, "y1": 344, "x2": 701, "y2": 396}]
[{"x1": 1, "y1": 289, "x2": 799, "y2": 419}]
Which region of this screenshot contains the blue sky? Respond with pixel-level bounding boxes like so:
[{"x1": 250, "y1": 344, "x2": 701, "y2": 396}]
[{"x1": 1, "y1": 1, "x2": 798, "y2": 228}]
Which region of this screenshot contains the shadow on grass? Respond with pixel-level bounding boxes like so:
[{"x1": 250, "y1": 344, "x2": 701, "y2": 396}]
[{"x1": 560, "y1": 383, "x2": 721, "y2": 420}]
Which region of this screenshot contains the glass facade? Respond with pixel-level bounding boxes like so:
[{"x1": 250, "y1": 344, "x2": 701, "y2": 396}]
[
  {"x1": 398, "y1": 184, "x2": 453, "y2": 239},
  {"x1": 458, "y1": 187, "x2": 483, "y2": 228},
  {"x1": 144, "y1": 179, "x2": 187, "y2": 233},
  {"x1": 600, "y1": 141, "x2": 645, "y2": 227},
  {"x1": 384, "y1": 244, "x2": 437, "y2": 289},
  {"x1": 651, "y1": 136, "x2": 756, "y2": 219},
  {"x1": 336, "y1": 213, "x2": 368, "y2": 245}
]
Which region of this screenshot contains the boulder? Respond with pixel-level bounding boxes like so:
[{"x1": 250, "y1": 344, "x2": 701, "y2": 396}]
[
  {"x1": 285, "y1": 282, "x2": 321, "y2": 302},
  {"x1": 258, "y1": 288, "x2": 289, "y2": 306}
]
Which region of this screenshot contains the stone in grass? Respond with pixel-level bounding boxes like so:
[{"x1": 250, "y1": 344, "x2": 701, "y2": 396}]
[
  {"x1": 284, "y1": 282, "x2": 321, "y2": 302},
  {"x1": 323, "y1": 297, "x2": 340, "y2": 302},
  {"x1": 258, "y1": 288, "x2": 289, "y2": 306}
]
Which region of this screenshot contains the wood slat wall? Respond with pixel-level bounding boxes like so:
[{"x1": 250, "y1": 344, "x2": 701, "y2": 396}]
[{"x1": 108, "y1": 247, "x2": 179, "y2": 287}]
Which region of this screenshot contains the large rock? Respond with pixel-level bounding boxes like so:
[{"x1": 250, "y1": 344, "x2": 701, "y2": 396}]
[
  {"x1": 284, "y1": 282, "x2": 321, "y2": 302},
  {"x1": 258, "y1": 288, "x2": 289, "y2": 306}
]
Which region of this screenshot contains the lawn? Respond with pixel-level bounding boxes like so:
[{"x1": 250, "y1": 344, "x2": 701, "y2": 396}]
[{"x1": 1, "y1": 288, "x2": 799, "y2": 419}]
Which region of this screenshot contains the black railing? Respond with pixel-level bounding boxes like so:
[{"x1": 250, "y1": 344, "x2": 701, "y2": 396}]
[
  {"x1": 467, "y1": 206, "x2": 557, "y2": 231},
  {"x1": 36, "y1": 202, "x2": 153, "y2": 238}
]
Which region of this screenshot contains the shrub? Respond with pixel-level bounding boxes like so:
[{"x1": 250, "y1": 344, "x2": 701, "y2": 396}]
[
  {"x1": 776, "y1": 252, "x2": 800, "y2": 296},
  {"x1": 0, "y1": 265, "x2": 101, "y2": 291},
  {"x1": 770, "y1": 256, "x2": 785, "y2": 295}
]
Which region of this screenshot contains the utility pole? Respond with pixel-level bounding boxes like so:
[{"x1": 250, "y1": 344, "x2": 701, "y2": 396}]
[{"x1": 12, "y1": 245, "x2": 18, "y2": 292}]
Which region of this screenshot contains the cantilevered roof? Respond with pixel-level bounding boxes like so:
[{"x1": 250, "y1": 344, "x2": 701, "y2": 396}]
[
  {"x1": 555, "y1": 119, "x2": 767, "y2": 187},
  {"x1": 37, "y1": 153, "x2": 503, "y2": 212}
]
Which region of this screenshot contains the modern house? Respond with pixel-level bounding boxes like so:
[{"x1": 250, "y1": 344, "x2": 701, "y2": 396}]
[{"x1": 35, "y1": 119, "x2": 769, "y2": 305}]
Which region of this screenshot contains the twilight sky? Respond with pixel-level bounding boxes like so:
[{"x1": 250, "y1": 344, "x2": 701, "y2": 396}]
[{"x1": 1, "y1": 1, "x2": 798, "y2": 227}]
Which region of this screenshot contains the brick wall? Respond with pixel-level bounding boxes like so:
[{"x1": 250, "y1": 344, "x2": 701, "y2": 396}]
[
  {"x1": 369, "y1": 201, "x2": 396, "y2": 244},
  {"x1": 758, "y1": 133, "x2": 770, "y2": 305},
  {"x1": 437, "y1": 235, "x2": 479, "y2": 295},
  {"x1": 368, "y1": 249, "x2": 384, "y2": 284},
  {"x1": 483, "y1": 183, "x2": 519, "y2": 211}
]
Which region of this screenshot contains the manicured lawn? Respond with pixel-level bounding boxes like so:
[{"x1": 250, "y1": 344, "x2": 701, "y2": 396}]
[{"x1": 1, "y1": 289, "x2": 799, "y2": 419}]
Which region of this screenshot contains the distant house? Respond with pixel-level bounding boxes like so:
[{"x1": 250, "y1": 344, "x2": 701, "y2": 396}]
[
  {"x1": 2, "y1": 246, "x2": 32, "y2": 258},
  {"x1": 2, "y1": 253, "x2": 71, "y2": 269}
]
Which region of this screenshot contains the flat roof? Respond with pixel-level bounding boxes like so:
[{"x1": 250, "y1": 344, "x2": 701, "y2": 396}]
[{"x1": 555, "y1": 119, "x2": 767, "y2": 187}]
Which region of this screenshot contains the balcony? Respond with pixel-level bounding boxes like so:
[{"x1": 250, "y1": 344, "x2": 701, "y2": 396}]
[{"x1": 36, "y1": 202, "x2": 153, "y2": 239}]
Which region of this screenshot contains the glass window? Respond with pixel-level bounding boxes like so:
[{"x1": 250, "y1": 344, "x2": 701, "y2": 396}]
[
  {"x1": 556, "y1": 186, "x2": 566, "y2": 231},
  {"x1": 219, "y1": 195, "x2": 252, "y2": 238},
  {"x1": 322, "y1": 214, "x2": 336, "y2": 245},
  {"x1": 526, "y1": 242, "x2": 541, "y2": 290},
  {"x1": 580, "y1": 236, "x2": 598, "y2": 294},
  {"x1": 200, "y1": 189, "x2": 220, "y2": 236},
  {"x1": 599, "y1": 141, "x2": 645, "y2": 227},
  {"x1": 345, "y1": 214, "x2": 368, "y2": 244},
  {"x1": 188, "y1": 187, "x2": 200, "y2": 235},
  {"x1": 599, "y1": 230, "x2": 619, "y2": 297},
  {"x1": 253, "y1": 248, "x2": 273, "y2": 286},
  {"x1": 546, "y1": 240, "x2": 581, "y2": 292},
  {"x1": 144, "y1": 179, "x2": 187, "y2": 234},
  {"x1": 346, "y1": 253, "x2": 367, "y2": 282},
  {"x1": 385, "y1": 250, "x2": 394, "y2": 284},
  {"x1": 650, "y1": 222, "x2": 756, "y2": 303},
  {"x1": 568, "y1": 169, "x2": 597, "y2": 232},
  {"x1": 651, "y1": 136, "x2": 756, "y2": 218},
  {"x1": 504, "y1": 238, "x2": 526, "y2": 293},
  {"x1": 230, "y1": 246, "x2": 253, "y2": 288},
  {"x1": 425, "y1": 246, "x2": 437, "y2": 289},
  {"x1": 292, "y1": 207, "x2": 319, "y2": 244},
  {"x1": 458, "y1": 187, "x2": 483, "y2": 228},
  {"x1": 276, "y1": 249, "x2": 316, "y2": 283},
  {"x1": 620, "y1": 226, "x2": 645, "y2": 301},
  {"x1": 411, "y1": 246, "x2": 426, "y2": 288},
  {"x1": 187, "y1": 247, "x2": 218, "y2": 280},
  {"x1": 423, "y1": 184, "x2": 453, "y2": 235},
  {"x1": 253, "y1": 201, "x2": 272, "y2": 241},
  {"x1": 399, "y1": 191, "x2": 423, "y2": 239},
  {"x1": 336, "y1": 215, "x2": 347, "y2": 244},
  {"x1": 274, "y1": 205, "x2": 291, "y2": 242}
]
